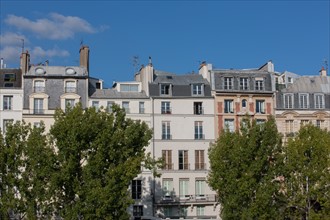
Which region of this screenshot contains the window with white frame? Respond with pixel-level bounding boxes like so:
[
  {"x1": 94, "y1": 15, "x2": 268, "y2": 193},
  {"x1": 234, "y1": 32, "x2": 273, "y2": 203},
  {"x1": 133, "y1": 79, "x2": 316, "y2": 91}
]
[
  {"x1": 162, "y1": 150, "x2": 172, "y2": 170},
  {"x1": 197, "y1": 206, "x2": 205, "y2": 216},
  {"x1": 122, "y1": 101, "x2": 130, "y2": 113},
  {"x1": 131, "y1": 180, "x2": 142, "y2": 200},
  {"x1": 192, "y1": 84, "x2": 203, "y2": 95},
  {"x1": 139, "y1": 102, "x2": 145, "y2": 114},
  {"x1": 161, "y1": 101, "x2": 171, "y2": 114},
  {"x1": 195, "y1": 150, "x2": 205, "y2": 170},
  {"x1": 195, "y1": 180, "x2": 205, "y2": 197},
  {"x1": 284, "y1": 94, "x2": 294, "y2": 109},
  {"x1": 194, "y1": 121, "x2": 204, "y2": 139},
  {"x1": 193, "y1": 102, "x2": 203, "y2": 115},
  {"x1": 316, "y1": 120, "x2": 324, "y2": 129},
  {"x1": 65, "y1": 99, "x2": 75, "y2": 108},
  {"x1": 299, "y1": 93, "x2": 309, "y2": 109},
  {"x1": 65, "y1": 81, "x2": 76, "y2": 93},
  {"x1": 179, "y1": 179, "x2": 189, "y2": 199},
  {"x1": 240, "y1": 77, "x2": 248, "y2": 90},
  {"x1": 160, "y1": 84, "x2": 171, "y2": 95},
  {"x1": 162, "y1": 121, "x2": 171, "y2": 140},
  {"x1": 255, "y1": 79, "x2": 264, "y2": 90},
  {"x1": 242, "y1": 99, "x2": 247, "y2": 109},
  {"x1": 224, "y1": 119, "x2": 235, "y2": 132},
  {"x1": 92, "y1": 101, "x2": 99, "y2": 111},
  {"x1": 224, "y1": 77, "x2": 233, "y2": 90},
  {"x1": 34, "y1": 80, "x2": 45, "y2": 93},
  {"x1": 3, "y1": 119, "x2": 13, "y2": 133},
  {"x1": 34, "y1": 98, "x2": 44, "y2": 114},
  {"x1": 107, "y1": 101, "x2": 114, "y2": 113},
  {"x1": 255, "y1": 100, "x2": 265, "y2": 114},
  {"x1": 178, "y1": 150, "x2": 189, "y2": 170},
  {"x1": 285, "y1": 120, "x2": 294, "y2": 133},
  {"x1": 224, "y1": 100, "x2": 234, "y2": 113},
  {"x1": 120, "y1": 84, "x2": 139, "y2": 92},
  {"x1": 162, "y1": 178, "x2": 173, "y2": 197},
  {"x1": 314, "y1": 94, "x2": 325, "y2": 109},
  {"x1": 3, "y1": 96, "x2": 13, "y2": 110}
]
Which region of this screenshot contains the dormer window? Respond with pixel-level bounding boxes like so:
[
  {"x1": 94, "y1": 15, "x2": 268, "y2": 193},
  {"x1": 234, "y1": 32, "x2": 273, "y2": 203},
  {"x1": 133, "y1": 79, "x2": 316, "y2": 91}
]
[
  {"x1": 160, "y1": 84, "x2": 171, "y2": 96},
  {"x1": 120, "y1": 84, "x2": 139, "y2": 92},
  {"x1": 35, "y1": 67, "x2": 46, "y2": 75},
  {"x1": 65, "y1": 67, "x2": 76, "y2": 75},
  {"x1": 65, "y1": 80, "x2": 77, "y2": 93},
  {"x1": 192, "y1": 84, "x2": 203, "y2": 96},
  {"x1": 255, "y1": 78, "x2": 264, "y2": 91},
  {"x1": 224, "y1": 77, "x2": 233, "y2": 90},
  {"x1": 34, "y1": 80, "x2": 45, "y2": 93}
]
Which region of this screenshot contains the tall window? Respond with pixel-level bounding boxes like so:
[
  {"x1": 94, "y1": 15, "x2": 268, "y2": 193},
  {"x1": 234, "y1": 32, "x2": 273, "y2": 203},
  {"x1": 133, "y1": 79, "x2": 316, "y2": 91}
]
[
  {"x1": 285, "y1": 120, "x2": 294, "y2": 133},
  {"x1": 160, "y1": 84, "x2": 171, "y2": 95},
  {"x1": 284, "y1": 94, "x2": 294, "y2": 109},
  {"x1": 133, "y1": 205, "x2": 143, "y2": 218},
  {"x1": 107, "y1": 101, "x2": 114, "y2": 113},
  {"x1": 122, "y1": 101, "x2": 130, "y2": 113},
  {"x1": 316, "y1": 120, "x2": 324, "y2": 129},
  {"x1": 193, "y1": 102, "x2": 203, "y2": 115},
  {"x1": 224, "y1": 100, "x2": 234, "y2": 113},
  {"x1": 34, "y1": 98, "x2": 44, "y2": 114},
  {"x1": 178, "y1": 150, "x2": 189, "y2": 170},
  {"x1": 162, "y1": 121, "x2": 171, "y2": 140},
  {"x1": 34, "y1": 80, "x2": 45, "y2": 92},
  {"x1": 131, "y1": 180, "x2": 142, "y2": 199},
  {"x1": 192, "y1": 84, "x2": 203, "y2": 95},
  {"x1": 299, "y1": 94, "x2": 309, "y2": 109},
  {"x1": 240, "y1": 77, "x2": 248, "y2": 90},
  {"x1": 161, "y1": 101, "x2": 171, "y2": 114},
  {"x1": 255, "y1": 79, "x2": 264, "y2": 90},
  {"x1": 162, "y1": 150, "x2": 172, "y2": 170},
  {"x1": 3, "y1": 119, "x2": 13, "y2": 133},
  {"x1": 224, "y1": 77, "x2": 233, "y2": 90},
  {"x1": 195, "y1": 150, "x2": 205, "y2": 170},
  {"x1": 65, "y1": 99, "x2": 75, "y2": 108},
  {"x1": 195, "y1": 180, "x2": 206, "y2": 197},
  {"x1": 65, "y1": 81, "x2": 76, "y2": 93},
  {"x1": 92, "y1": 101, "x2": 99, "y2": 111},
  {"x1": 242, "y1": 99, "x2": 247, "y2": 108},
  {"x1": 3, "y1": 96, "x2": 13, "y2": 110},
  {"x1": 197, "y1": 206, "x2": 205, "y2": 216},
  {"x1": 162, "y1": 179, "x2": 173, "y2": 197},
  {"x1": 194, "y1": 121, "x2": 204, "y2": 139},
  {"x1": 179, "y1": 179, "x2": 189, "y2": 199},
  {"x1": 255, "y1": 100, "x2": 265, "y2": 114},
  {"x1": 314, "y1": 94, "x2": 325, "y2": 109},
  {"x1": 224, "y1": 119, "x2": 235, "y2": 132},
  {"x1": 139, "y1": 102, "x2": 145, "y2": 114}
]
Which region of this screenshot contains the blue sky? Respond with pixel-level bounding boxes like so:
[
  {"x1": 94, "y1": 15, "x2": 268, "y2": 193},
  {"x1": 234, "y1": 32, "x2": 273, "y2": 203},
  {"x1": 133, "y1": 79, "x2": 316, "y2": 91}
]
[{"x1": 1, "y1": 1, "x2": 329, "y2": 88}]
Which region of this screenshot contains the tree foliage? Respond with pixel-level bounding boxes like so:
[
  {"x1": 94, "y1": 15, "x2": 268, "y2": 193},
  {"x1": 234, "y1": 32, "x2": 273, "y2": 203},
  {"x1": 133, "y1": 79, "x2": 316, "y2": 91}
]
[
  {"x1": 0, "y1": 104, "x2": 152, "y2": 219},
  {"x1": 283, "y1": 124, "x2": 330, "y2": 219},
  {"x1": 208, "y1": 116, "x2": 286, "y2": 219}
]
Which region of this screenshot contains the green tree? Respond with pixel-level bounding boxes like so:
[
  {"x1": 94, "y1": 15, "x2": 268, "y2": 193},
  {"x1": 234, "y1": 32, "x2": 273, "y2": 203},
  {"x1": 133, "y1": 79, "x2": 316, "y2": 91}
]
[
  {"x1": 283, "y1": 124, "x2": 330, "y2": 219},
  {"x1": 208, "y1": 116, "x2": 286, "y2": 220},
  {"x1": 49, "y1": 103, "x2": 152, "y2": 219},
  {"x1": 0, "y1": 121, "x2": 54, "y2": 219}
]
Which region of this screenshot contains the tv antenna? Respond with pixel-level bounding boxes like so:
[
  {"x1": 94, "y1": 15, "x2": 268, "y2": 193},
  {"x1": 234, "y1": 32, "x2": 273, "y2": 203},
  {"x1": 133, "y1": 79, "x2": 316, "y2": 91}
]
[
  {"x1": 323, "y1": 58, "x2": 328, "y2": 72},
  {"x1": 21, "y1": 38, "x2": 24, "y2": 52}
]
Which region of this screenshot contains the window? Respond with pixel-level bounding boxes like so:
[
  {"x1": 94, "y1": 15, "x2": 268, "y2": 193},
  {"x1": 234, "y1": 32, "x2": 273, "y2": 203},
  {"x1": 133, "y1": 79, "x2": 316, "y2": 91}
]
[
  {"x1": 132, "y1": 180, "x2": 142, "y2": 199},
  {"x1": 162, "y1": 121, "x2": 171, "y2": 140},
  {"x1": 133, "y1": 205, "x2": 143, "y2": 218},
  {"x1": 65, "y1": 99, "x2": 75, "y2": 108},
  {"x1": 256, "y1": 119, "x2": 266, "y2": 125},
  {"x1": 65, "y1": 81, "x2": 76, "y2": 93},
  {"x1": 197, "y1": 206, "x2": 205, "y2": 216},
  {"x1": 162, "y1": 179, "x2": 173, "y2": 196},
  {"x1": 224, "y1": 119, "x2": 235, "y2": 132},
  {"x1": 192, "y1": 84, "x2": 203, "y2": 95},
  {"x1": 4, "y1": 82, "x2": 13, "y2": 87},
  {"x1": 195, "y1": 150, "x2": 205, "y2": 170},
  {"x1": 193, "y1": 102, "x2": 203, "y2": 115},
  {"x1": 300, "y1": 120, "x2": 310, "y2": 127},
  {"x1": 179, "y1": 179, "x2": 189, "y2": 199},
  {"x1": 224, "y1": 77, "x2": 233, "y2": 90},
  {"x1": 194, "y1": 121, "x2": 204, "y2": 139},
  {"x1": 122, "y1": 101, "x2": 130, "y2": 113},
  {"x1": 284, "y1": 94, "x2": 294, "y2": 109},
  {"x1": 34, "y1": 98, "x2": 44, "y2": 114},
  {"x1": 299, "y1": 94, "x2": 309, "y2": 109},
  {"x1": 255, "y1": 79, "x2": 264, "y2": 90},
  {"x1": 195, "y1": 180, "x2": 206, "y2": 197},
  {"x1": 314, "y1": 94, "x2": 325, "y2": 109},
  {"x1": 107, "y1": 101, "x2": 114, "y2": 113},
  {"x1": 285, "y1": 120, "x2": 294, "y2": 133},
  {"x1": 163, "y1": 207, "x2": 173, "y2": 217},
  {"x1": 178, "y1": 150, "x2": 189, "y2": 170},
  {"x1": 139, "y1": 102, "x2": 145, "y2": 114},
  {"x1": 161, "y1": 101, "x2": 171, "y2": 114},
  {"x1": 162, "y1": 150, "x2": 172, "y2": 170},
  {"x1": 92, "y1": 101, "x2": 99, "y2": 111},
  {"x1": 224, "y1": 100, "x2": 234, "y2": 113},
  {"x1": 120, "y1": 84, "x2": 139, "y2": 92},
  {"x1": 240, "y1": 77, "x2": 248, "y2": 90},
  {"x1": 316, "y1": 120, "x2": 324, "y2": 129},
  {"x1": 160, "y1": 84, "x2": 171, "y2": 95},
  {"x1": 4, "y1": 73, "x2": 16, "y2": 82},
  {"x1": 180, "y1": 207, "x2": 188, "y2": 217},
  {"x1": 255, "y1": 100, "x2": 265, "y2": 114},
  {"x1": 3, "y1": 96, "x2": 13, "y2": 110},
  {"x1": 34, "y1": 80, "x2": 45, "y2": 92},
  {"x1": 3, "y1": 119, "x2": 13, "y2": 133},
  {"x1": 288, "y1": 77, "x2": 293, "y2": 83},
  {"x1": 242, "y1": 99, "x2": 247, "y2": 108}
]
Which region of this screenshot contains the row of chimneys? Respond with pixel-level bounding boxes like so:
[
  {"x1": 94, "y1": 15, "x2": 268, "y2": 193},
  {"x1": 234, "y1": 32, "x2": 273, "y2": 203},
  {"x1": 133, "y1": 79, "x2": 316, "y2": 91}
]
[{"x1": 19, "y1": 45, "x2": 90, "y2": 74}]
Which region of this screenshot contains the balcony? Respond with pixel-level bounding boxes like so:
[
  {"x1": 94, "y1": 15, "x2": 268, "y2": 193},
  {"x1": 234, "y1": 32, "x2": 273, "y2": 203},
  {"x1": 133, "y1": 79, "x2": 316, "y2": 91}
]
[
  {"x1": 65, "y1": 87, "x2": 77, "y2": 93},
  {"x1": 156, "y1": 194, "x2": 217, "y2": 205},
  {"x1": 34, "y1": 86, "x2": 45, "y2": 93}
]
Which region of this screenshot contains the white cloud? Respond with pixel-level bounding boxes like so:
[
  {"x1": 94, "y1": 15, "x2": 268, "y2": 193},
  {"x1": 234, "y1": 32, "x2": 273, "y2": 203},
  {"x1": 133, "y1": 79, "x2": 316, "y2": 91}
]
[
  {"x1": 5, "y1": 13, "x2": 96, "y2": 40},
  {"x1": 0, "y1": 46, "x2": 22, "y2": 64},
  {"x1": 0, "y1": 32, "x2": 28, "y2": 46},
  {"x1": 31, "y1": 46, "x2": 70, "y2": 58}
]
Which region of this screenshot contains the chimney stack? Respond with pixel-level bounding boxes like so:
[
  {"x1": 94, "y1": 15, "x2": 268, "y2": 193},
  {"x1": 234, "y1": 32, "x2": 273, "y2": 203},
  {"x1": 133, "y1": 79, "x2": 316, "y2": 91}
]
[
  {"x1": 0, "y1": 58, "x2": 4, "y2": 69},
  {"x1": 79, "y1": 45, "x2": 89, "y2": 74},
  {"x1": 20, "y1": 50, "x2": 30, "y2": 74},
  {"x1": 320, "y1": 66, "x2": 327, "y2": 77}
]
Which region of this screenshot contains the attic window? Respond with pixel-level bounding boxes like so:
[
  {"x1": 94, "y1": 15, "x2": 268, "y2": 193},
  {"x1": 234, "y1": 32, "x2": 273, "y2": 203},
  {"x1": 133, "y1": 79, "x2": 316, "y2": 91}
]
[
  {"x1": 120, "y1": 84, "x2": 139, "y2": 92},
  {"x1": 160, "y1": 84, "x2": 171, "y2": 96},
  {"x1": 166, "y1": 76, "x2": 173, "y2": 79},
  {"x1": 65, "y1": 67, "x2": 76, "y2": 75},
  {"x1": 35, "y1": 67, "x2": 46, "y2": 74},
  {"x1": 4, "y1": 73, "x2": 16, "y2": 82}
]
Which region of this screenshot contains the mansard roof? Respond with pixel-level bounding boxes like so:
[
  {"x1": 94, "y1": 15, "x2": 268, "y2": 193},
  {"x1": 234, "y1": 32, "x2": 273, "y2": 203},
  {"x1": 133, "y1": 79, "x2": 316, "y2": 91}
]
[
  {"x1": 152, "y1": 71, "x2": 209, "y2": 85},
  {"x1": 281, "y1": 76, "x2": 330, "y2": 94},
  {"x1": 90, "y1": 89, "x2": 148, "y2": 99},
  {"x1": 25, "y1": 65, "x2": 88, "y2": 77}
]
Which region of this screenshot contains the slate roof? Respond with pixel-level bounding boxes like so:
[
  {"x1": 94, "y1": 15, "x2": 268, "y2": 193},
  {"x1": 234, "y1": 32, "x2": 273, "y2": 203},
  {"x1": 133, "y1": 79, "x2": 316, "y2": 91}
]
[
  {"x1": 152, "y1": 71, "x2": 209, "y2": 85},
  {"x1": 26, "y1": 65, "x2": 88, "y2": 77},
  {"x1": 281, "y1": 76, "x2": 330, "y2": 94},
  {"x1": 90, "y1": 89, "x2": 148, "y2": 99}
]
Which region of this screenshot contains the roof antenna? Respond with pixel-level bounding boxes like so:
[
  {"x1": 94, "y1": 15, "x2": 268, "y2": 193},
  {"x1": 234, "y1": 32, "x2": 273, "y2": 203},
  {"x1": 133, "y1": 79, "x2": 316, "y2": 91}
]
[
  {"x1": 148, "y1": 56, "x2": 153, "y2": 66},
  {"x1": 323, "y1": 58, "x2": 328, "y2": 72}
]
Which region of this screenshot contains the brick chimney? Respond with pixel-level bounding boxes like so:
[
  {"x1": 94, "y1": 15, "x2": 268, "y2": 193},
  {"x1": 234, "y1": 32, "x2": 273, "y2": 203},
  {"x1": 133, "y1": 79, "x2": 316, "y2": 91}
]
[
  {"x1": 79, "y1": 45, "x2": 89, "y2": 74},
  {"x1": 320, "y1": 66, "x2": 327, "y2": 77},
  {"x1": 20, "y1": 50, "x2": 30, "y2": 74}
]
